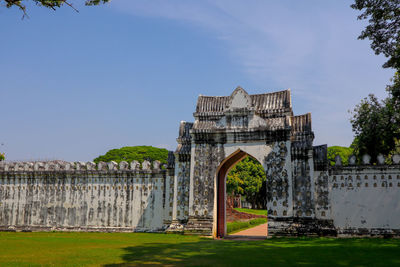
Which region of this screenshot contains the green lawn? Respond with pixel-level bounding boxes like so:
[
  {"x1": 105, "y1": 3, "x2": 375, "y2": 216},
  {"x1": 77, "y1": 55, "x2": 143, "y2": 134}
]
[
  {"x1": 0, "y1": 232, "x2": 399, "y2": 266},
  {"x1": 234, "y1": 208, "x2": 268, "y2": 217}
]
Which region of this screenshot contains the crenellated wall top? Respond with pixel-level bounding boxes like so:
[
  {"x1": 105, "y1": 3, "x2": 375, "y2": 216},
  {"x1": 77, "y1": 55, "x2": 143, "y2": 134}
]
[
  {"x1": 0, "y1": 160, "x2": 169, "y2": 173},
  {"x1": 331, "y1": 154, "x2": 400, "y2": 167}
]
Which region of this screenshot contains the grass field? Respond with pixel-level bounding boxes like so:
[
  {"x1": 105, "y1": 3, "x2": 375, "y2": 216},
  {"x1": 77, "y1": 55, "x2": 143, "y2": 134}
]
[
  {"x1": 0, "y1": 232, "x2": 399, "y2": 266},
  {"x1": 233, "y1": 208, "x2": 268, "y2": 217}
]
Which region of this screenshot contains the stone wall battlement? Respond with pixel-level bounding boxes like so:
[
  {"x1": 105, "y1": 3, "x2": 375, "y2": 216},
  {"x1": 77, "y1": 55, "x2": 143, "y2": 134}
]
[
  {"x1": 329, "y1": 168, "x2": 400, "y2": 190},
  {"x1": 332, "y1": 153, "x2": 400, "y2": 166},
  {"x1": 0, "y1": 160, "x2": 167, "y2": 173}
]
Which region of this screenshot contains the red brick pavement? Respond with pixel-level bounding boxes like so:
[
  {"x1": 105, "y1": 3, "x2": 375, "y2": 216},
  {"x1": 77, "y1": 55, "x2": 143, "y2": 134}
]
[{"x1": 229, "y1": 223, "x2": 268, "y2": 237}]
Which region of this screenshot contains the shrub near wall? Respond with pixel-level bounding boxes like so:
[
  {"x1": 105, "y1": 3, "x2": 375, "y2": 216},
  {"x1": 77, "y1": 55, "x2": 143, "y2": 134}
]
[
  {"x1": 327, "y1": 146, "x2": 353, "y2": 166},
  {"x1": 94, "y1": 146, "x2": 168, "y2": 164}
]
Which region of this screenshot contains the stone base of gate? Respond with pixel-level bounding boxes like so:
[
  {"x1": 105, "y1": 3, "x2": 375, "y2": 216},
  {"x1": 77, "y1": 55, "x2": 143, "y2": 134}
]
[
  {"x1": 165, "y1": 220, "x2": 186, "y2": 234},
  {"x1": 168, "y1": 217, "x2": 337, "y2": 237},
  {"x1": 0, "y1": 225, "x2": 164, "y2": 233},
  {"x1": 267, "y1": 217, "x2": 337, "y2": 237},
  {"x1": 336, "y1": 228, "x2": 400, "y2": 238},
  {"x1": 183, "y1": 217, "x2": 213, "y2": 235}
]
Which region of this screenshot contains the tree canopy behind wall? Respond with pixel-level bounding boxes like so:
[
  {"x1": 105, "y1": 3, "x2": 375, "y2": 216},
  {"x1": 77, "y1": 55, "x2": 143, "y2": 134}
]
[
  {"x1": 327, "y1": 146, "x2": 354, "y2": 166},
  {"x1": 226, "y1": 156, "x2": 266, "y2": 209},
  {"x1": 93, "y1": 146, "x2": 169, "y2": 164}
]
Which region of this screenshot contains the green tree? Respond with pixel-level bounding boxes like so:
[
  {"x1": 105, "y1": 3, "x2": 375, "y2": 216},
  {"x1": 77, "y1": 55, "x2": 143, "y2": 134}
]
[
  {"x1": 350, "y1": 1, "x2": 400, "y2": 162},
  {"x1": 226, "y1": 172, "x2": 244, "y2": 196},
  {"x1": 386, "y1": 71, "x2": 400, "y2": 128},
  {"x1": 351, "y1": 0, "x2": 400, "y2": 69},
  {"x1": 387, "y1": 138, "x2": 400, "y2": 163},
  {"x1": 2, "y1": 0, "x2": 110, "y2": 17},
  {"x1": 327, "y1": 146, "x2": 354, "y2": 166},
  {"x1": 350, "y1": 74, "x2": 400, "y2": 163},
  {"x1": 350, "y1": 95, "x2": 390, "y2": 162},
  {"x1": 93, "y1": 146, "x2": 168, "y2": 164},
  {"x1": 226, "y1": 156, "x2": 266, "y2": 209},
  {"x1": 385, "y1": 71, "x2": 400, "y2": 161},
  {"x1": 0, "y1": 153, "x2": 5, "y2": 162}
]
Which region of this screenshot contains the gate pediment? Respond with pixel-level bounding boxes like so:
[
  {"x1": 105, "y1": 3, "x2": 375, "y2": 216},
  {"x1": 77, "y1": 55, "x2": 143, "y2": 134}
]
[
  {"x1": 193, "y1": 87, "x2": 293, "y2": 134},
  {"x1": 226, "y1": 86, "x2": 253, "y2": 111},
  {"x1": 216, "y1": 110, "x2": 267, "y2": 129}
]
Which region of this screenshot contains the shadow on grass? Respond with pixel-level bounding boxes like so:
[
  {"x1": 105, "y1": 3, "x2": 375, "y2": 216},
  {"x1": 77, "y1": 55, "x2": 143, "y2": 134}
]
[{"x1": 104, "y1": 237, "x2": 400, "y2": 266}]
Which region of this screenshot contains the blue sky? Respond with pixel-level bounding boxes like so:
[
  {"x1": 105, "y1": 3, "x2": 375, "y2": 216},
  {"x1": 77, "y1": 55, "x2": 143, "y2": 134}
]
[{"x1": 0, "y1": 1, "x2": 394, "y2": 161}]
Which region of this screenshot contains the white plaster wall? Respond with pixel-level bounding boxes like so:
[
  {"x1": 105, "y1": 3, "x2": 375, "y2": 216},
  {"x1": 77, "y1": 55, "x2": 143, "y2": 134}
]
[
  {"x1": 0, "y1": 172, "x2": 166, "y2": 231},
  {"x1": 329, "y1": 169, "x2": 400, "y2": 229},
  {"x1": 164, "y1": 173, "x2": 173, "y2": 224}
]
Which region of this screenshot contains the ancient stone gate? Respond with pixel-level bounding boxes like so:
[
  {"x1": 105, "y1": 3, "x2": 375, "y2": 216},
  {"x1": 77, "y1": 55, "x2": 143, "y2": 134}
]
[{"x1": 170, "y1": 87, "x2": 315, "y2": 237}]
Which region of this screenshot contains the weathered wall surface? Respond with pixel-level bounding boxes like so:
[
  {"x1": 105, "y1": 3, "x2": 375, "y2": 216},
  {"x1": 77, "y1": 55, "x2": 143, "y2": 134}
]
[
  {"x1": 312, "y1": 150, "x2": 400, "y2": 236},
  {"x1": 174, "y1": 160, "x2": 190, "y2": 221},
  {"x1": 328, "y1": 165, "x2": 400, "y2": 235},
  {"x1": 190, "y1": 143, "x2": 225, "y2": 219},
  {"x1": 0, "y1": 161, "x2": 172, "y2": 232},
  {"x1": 265, "y1": 141, "x2": 292, "y2": 218},
  {"x1": 313, "y1": 170, "x2": 330, "y2": 220}
]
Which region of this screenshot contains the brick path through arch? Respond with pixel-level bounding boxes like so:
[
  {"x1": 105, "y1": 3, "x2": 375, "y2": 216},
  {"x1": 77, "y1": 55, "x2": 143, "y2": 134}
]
[{"x1": 229, "y1": 223, "x2": 268, "y2": 238}]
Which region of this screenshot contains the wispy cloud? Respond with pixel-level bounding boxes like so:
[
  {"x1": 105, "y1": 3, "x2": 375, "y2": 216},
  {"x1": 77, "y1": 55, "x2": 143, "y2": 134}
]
[{"x1": 113, "y1": 0, "x2": 394, "y2": 146}]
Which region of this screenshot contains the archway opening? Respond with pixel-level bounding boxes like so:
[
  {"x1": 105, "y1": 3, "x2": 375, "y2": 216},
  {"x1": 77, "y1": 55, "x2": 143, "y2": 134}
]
[{"x1": 216, "y1": 150, "x2": 268, "y2": 238}]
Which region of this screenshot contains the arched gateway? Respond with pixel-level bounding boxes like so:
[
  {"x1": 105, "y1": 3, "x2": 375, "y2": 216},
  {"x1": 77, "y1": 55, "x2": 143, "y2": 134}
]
[
  {"x1": 169, "y1": 86, "x2": 317, "y2": 237},
  {"x1": 216, "y1": 149, "x2": 266, "y2": 237}
]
